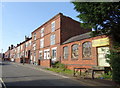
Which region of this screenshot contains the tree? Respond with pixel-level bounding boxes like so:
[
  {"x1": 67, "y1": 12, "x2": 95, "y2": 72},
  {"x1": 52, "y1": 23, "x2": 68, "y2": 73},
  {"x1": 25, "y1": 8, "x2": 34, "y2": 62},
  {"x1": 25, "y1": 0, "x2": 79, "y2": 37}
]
[{"x1": 72, "y1": 2, "x2": 120, "y2": 84}]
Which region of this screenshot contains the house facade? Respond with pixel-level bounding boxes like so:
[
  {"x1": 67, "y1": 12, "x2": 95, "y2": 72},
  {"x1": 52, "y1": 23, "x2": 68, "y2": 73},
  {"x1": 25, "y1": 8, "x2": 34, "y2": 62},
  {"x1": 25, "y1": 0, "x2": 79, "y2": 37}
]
[
  {"x1": 31, "y1": 13, "x2": 91, "y2": 66},
  {"x1": 4, "y1": 13, "x2": 110, "y2": 69}
]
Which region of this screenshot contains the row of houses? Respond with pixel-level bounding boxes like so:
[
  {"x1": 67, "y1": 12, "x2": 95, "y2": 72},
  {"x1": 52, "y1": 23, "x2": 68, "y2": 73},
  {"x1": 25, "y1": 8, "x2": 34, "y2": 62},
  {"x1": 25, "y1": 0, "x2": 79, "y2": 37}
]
[{"x1": 4, "y1": 13, "x2": 110, "y2": 69}]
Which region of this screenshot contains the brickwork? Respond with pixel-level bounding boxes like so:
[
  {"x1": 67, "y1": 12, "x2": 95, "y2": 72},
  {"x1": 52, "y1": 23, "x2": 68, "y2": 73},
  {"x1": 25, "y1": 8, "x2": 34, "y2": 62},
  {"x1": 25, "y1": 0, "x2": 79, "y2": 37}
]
[
  {"x1": 40, "y1": 59, "x2": 51, "y2": 68},
  {"x1": 61, "y1": 35, "x2": 108, "y2": 70}
]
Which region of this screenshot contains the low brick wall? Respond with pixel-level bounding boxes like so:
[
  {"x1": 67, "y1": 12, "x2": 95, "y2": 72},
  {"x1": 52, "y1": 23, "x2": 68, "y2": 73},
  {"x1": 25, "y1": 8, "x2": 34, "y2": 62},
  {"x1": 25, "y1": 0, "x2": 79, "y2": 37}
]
[
  {"x1": 15, "y1": 58, "x2": 20, "y2": 63},
  {"x1": 40, "y1": 59, "x2": 51, "y2": 68}
]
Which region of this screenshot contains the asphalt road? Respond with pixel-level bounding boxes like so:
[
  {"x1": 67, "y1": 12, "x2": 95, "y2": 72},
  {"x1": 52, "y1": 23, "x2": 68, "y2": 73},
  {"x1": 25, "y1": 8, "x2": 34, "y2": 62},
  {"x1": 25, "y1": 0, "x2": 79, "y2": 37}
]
[{"x1": 2, "y1": 61, "x2": 85, "y2": 88}]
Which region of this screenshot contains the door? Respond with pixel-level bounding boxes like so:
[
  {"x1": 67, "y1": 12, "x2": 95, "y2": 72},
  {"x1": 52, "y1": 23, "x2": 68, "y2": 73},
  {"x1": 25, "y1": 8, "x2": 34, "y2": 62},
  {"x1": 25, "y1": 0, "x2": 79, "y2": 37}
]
[{"x1": 97, "y1": 46, "x2": 110, "y2": 66}]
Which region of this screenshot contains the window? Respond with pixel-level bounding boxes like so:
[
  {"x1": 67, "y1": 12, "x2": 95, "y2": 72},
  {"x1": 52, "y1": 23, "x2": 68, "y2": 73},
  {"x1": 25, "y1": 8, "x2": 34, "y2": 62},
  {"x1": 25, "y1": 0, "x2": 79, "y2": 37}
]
[
  {"x1": 39, "y1": 51, "x2": 42, "y2": 59},
  {"x1": 71, "y1": 44, "x2": 79, "y2": 59},
  {"x1": 63, "y1": 46, "x2": 69, "y2": 59},
  {"x1": 33, "y1": 33, "x2": 36, "y2": 40},
  {"x1": 82, "y1": 42, "x2": 92, "y2": 58},
  {"x1": 40, "y1": 28, "x2": 44, "y2": 37},
  {"x1": 51, "y1": 21, "x2": 55, "y2": 32},
  {"x1": 21, "y1": 45, "x2": 22, "y2": 50},
  {"x1": 26, "y1": 42, "x2": 28, "y2": 47},
  {"x1": 50, "y1": 34, "x2": 55, "y2": 45},
  {"x1": 29, "y1": 40, "x2": 31, "y2": 46},
  {"x1": 44, "y1": 49, "x2": 50, "y2": 59},
  {"x1": 33, "y1": 43, "x2": 36, "y2": 50},
  {"x1": 40, "y1": 38, "x2": 44, "y2": 48}
]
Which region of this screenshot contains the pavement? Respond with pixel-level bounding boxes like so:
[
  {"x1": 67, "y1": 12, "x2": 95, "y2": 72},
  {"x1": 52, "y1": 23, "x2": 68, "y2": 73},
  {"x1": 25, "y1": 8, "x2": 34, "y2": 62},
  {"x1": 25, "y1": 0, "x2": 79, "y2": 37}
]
[{"x1": 1, "y1": 61, "x2": 117, "y2": 88}]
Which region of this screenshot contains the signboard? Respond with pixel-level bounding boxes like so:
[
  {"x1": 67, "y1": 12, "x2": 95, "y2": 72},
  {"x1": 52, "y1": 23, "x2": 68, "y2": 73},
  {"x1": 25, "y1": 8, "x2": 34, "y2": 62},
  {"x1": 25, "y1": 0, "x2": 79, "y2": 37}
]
[{"x1": 92, "y1": 37, "x2": 109, "y2": 47}]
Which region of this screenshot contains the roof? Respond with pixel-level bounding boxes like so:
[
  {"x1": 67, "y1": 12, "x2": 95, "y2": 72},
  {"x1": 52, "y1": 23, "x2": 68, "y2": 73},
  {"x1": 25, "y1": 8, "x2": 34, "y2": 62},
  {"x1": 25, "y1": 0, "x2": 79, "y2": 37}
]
[{"x1": 62, "y1": 32, "x2": 92, "y2": 44}]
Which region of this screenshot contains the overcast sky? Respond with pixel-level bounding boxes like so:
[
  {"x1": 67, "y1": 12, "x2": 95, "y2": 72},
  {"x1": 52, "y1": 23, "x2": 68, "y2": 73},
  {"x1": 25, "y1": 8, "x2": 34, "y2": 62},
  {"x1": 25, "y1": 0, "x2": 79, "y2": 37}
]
[{"x1": 1, "y1": 2, "x2": 80, "y2": 52}]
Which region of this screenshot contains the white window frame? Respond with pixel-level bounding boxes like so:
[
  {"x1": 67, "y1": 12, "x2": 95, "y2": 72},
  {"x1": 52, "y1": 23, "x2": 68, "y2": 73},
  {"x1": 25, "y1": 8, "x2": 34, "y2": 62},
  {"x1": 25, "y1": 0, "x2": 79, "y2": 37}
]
[
  {"x1": 33, "y1": 44, "x2": 36, "y2": 50},
  {"x1": 40, "y1": 28, "x2": 44, "y2": 37},
  {"x1": 50, "y1": 34, "x2": 55, "y2": 45},
  {"x1": 44, "y1": 49, "x2": 50, "y2": 59},
  {"x1": 40, "y1": 38, "x2": 44, "y2": 48},
  {"x1": 33, "y1": 33, "x2": 36, "y2": 40},
  {"x1": 51, "y1": 21, "x2": 55, "y2": 32},
  {"x1": 29, "y1": 40, "x2": 31, "y2": 46}
]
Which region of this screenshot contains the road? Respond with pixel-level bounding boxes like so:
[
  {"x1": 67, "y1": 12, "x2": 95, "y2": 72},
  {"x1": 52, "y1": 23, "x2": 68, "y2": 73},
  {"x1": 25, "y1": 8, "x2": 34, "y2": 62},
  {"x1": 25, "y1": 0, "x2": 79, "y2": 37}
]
[{"x1": 2, "y1": 61, "x2": 85, "y2": 87}]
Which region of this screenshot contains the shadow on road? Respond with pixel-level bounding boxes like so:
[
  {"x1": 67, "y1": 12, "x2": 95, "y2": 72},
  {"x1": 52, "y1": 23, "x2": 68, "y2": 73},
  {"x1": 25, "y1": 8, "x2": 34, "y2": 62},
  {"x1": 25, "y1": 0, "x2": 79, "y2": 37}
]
[{"x1": 3, "y1": 79, "x2": 115, "y2": 88}]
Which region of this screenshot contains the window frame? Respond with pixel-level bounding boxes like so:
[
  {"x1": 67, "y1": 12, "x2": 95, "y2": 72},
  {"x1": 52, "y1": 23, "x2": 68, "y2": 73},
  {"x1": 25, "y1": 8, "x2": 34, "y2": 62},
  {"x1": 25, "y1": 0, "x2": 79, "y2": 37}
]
[
  {"x1": 51, "y1": 21, "x2": 55, "y2": 32},
  {"x1": 63, "y1": 46, "x2": 69, "y2": 59},
  {"x1": 40, "y1": 38, "x2": 44, "y2": 48},
  {"x1": 50, "y1": 34, "x2": 55, "y2": 45},
  {"x1": 82, "y1": 41, "x2": 92, "y2": 60},
  {"x1": 40, "y1": 28, "x2": 44, "y2": 37},
  {"x1": 71, "y1": 44, "x2": 79, "y2": 59}
]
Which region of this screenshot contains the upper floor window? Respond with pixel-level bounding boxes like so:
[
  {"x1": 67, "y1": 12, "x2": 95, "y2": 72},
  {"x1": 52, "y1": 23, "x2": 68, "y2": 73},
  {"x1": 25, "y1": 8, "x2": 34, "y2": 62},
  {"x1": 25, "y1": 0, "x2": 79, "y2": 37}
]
[
  {"x1": 29, "y1": 40, "x2": 31, "y2": 46},
  {"x1": 40, "y1": 38, "x2": 44, "y2": 48},
  {"x1": 40, "y1": 28, "x2": 44, "y2": 37},
  {"x1": 33, "y1": 33, "x2": 36, "y2": 40},
  {"x1": 26, "y1": 42, "x2": 28, "y2": 47},
  {"x1": 71, "y1": 44, "x2": 79, "y2": 59},
  {"x1": 63, "y1": 46, "x2": 69, "y2": 59},
  {"x1": 33, "y1": 43, "x2": 36, "y2": 50},
  {"x1": 51, "y1": 21, "x2": 55, "y2": 32},
  {"x1": 82, "y1": 42, "x2": 92, "y2": 59},
  {"x1": 21, "y1": 45, "x2": 22, "y2": 50},
  {"x1": 50, "y1": 34, "x2": 55, "y2": 45}
]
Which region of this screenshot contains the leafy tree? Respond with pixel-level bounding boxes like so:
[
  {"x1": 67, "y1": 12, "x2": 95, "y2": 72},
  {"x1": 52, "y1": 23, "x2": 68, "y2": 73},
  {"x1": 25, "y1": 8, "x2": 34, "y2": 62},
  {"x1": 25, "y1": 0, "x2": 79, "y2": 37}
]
[{"x1": 72, "y1": 2, "x2": 120, "y2": 84}]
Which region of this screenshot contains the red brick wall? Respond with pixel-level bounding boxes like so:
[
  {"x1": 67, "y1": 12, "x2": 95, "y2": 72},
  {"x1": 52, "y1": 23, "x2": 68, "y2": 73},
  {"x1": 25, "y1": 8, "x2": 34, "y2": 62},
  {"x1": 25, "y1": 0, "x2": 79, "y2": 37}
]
[
  {"x1": 15, "y1": 58, "x2": 20, "y2": 63},
  {"x1": 40, "y1": 59, "x2": 51, "y2": 68},
  {"x1": 61, "y1": 35, "x2": 108, "y2": 70},
  {"x1": 60, "y1": 15, "x2": 91, "y2": 44}
]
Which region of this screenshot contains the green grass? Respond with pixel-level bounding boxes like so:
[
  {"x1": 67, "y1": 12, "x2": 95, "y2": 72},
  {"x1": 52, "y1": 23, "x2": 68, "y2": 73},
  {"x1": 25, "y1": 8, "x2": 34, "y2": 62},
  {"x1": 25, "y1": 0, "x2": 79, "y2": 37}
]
[
  {"x1": 98, "y1": 71, "x2": 112, "y2": 79},
  {"x1": 46, "y1": 68, "x2": 73, "y2": 75}
]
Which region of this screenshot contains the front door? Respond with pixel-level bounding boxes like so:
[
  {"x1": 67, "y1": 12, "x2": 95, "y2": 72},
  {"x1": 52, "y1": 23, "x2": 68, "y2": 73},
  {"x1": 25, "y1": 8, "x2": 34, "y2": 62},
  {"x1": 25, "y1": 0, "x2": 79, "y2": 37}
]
[{"x1": 97, "y1": 46, "x2": 110, "y2": 66}]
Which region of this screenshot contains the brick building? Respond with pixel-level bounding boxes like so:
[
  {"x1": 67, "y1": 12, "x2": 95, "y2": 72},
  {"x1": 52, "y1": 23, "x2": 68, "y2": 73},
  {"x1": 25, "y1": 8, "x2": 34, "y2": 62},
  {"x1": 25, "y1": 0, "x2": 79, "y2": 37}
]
[
  {"x1": 61, "y1": 32, "x2": 110, "y2": 70},
  {"x1": 31, "y1": 13, "x2": 91, "y2": 67},
  {"x1": 15, "y1": 37, "x2": 32, "y2": 63},
  {"x1": 4, "y1": 13, "x2": 110, "y2": 69}
]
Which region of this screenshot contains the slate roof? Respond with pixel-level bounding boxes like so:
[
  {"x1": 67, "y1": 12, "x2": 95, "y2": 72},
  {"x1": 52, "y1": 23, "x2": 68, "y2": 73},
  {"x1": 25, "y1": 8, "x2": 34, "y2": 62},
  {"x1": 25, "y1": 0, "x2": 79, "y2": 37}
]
[{"x1": 62, "y1": 32, "x2": 92, "y2": 44}]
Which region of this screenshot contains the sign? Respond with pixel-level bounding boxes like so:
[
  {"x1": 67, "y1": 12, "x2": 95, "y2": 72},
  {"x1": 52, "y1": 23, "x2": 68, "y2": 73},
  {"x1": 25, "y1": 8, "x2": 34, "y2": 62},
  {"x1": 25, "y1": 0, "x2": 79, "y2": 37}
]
[{"x1": 92, "y1": 37, "x2": 109, "y2": 47}]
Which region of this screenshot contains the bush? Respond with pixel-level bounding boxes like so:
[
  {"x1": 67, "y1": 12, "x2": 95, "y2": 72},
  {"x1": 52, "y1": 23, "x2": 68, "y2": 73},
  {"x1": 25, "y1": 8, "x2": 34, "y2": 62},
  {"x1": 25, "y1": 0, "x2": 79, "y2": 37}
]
[
  {"x1": 101, "y1": 71, "x2": 112, "y2": 79},
  {"x1": 106, "y1": 50, "x2": 120, "y2": 84}
]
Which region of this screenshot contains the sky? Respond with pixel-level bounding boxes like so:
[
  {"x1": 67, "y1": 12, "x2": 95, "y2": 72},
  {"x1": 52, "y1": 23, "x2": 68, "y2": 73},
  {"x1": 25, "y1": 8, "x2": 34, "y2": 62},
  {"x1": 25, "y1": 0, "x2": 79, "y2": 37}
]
[{"x1": 1, "y1": 2, "x2": 80, "y2": 53}]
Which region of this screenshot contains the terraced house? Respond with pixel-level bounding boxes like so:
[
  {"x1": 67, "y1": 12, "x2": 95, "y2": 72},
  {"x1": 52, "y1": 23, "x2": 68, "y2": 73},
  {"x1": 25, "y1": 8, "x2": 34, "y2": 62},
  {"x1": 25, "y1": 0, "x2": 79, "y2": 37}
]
[
  {"x1": 4, "y1": 13, "x2": 110, "y2": 69},
  {"x1": 31, "y1": 13, "x2": 91, "y2": 67}
]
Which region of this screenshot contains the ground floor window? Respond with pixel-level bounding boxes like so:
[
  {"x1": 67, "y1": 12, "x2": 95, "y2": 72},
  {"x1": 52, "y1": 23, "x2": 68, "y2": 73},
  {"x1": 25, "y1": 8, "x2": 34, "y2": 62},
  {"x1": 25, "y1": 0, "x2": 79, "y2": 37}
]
[
  {"x1": 71, "y1": 44, "x2": 79, "y2": 59},
  {"x1": 39, "y1": 51, "x2": 42, "y2": 59},
  {"x1": 44, "y1": 49, "x2": 50, "y2": 59},
  {"x1": 82, "y1": 41, "x2": 92, "y2": 59},
  {"x1": 63, "y1": 46, "x2": 68, "y2": 59}
]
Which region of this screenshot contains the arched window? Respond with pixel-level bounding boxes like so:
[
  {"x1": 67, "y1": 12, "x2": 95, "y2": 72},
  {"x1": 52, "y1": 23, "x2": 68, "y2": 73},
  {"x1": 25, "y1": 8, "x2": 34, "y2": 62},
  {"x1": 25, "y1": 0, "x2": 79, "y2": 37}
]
[
  {"x1": 63, "y1": 46, "x2": 68, "y2": 59},
  {"x1": 82, "y1": 42, "x2": 92, "y2": 58},
  {"x1": 71, "y1": 44, "x2": 79, "y2": 59}
]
